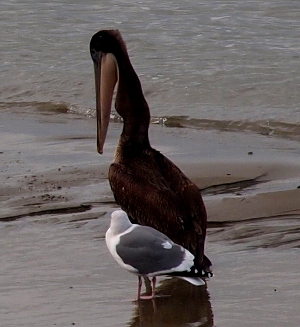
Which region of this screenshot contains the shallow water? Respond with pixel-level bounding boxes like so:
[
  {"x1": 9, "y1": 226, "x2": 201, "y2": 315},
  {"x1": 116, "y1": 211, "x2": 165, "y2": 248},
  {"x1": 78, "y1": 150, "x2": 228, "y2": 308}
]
[{"x1": 1, "y1": 214, "x2": 299, "y2": 327}]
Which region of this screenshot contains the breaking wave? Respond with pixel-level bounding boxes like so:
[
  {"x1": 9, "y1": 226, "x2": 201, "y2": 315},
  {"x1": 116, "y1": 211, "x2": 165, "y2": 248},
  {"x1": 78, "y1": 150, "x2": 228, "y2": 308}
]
[
  {"x1": 154, "y1": 115, "x2": 300, "y2": 140},
  {"x1": 1, "y1": 101, "x2": 299, "y2": 141}
]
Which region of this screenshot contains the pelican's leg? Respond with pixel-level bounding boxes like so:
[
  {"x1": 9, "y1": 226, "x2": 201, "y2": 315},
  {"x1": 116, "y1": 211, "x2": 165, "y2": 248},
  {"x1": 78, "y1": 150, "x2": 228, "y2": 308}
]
[{"x1": 144, "y1": 276, "x2": 152, "y2": 295}]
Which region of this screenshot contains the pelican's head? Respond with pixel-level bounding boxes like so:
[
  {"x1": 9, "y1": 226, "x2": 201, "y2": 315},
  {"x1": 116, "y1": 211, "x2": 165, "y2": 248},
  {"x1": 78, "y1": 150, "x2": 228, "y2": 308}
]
[{"x1": 90, "y1": 30, "x2": 124, "y2": 154}]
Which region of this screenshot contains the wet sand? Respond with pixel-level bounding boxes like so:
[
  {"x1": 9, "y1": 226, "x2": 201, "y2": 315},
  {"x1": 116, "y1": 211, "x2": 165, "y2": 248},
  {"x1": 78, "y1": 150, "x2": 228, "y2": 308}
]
[{"x1": 1, "y1": 108, "x2": 300, "y2": 326}]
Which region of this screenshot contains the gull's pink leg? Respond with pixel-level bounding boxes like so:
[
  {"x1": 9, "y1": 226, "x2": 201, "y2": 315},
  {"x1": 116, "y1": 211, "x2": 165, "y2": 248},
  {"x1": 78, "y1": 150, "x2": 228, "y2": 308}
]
[
  {"x1": 137, "y1": 276, "x2": 156, "y2": 300},
  {"x1": 151, "y1": 276, "x2": 156, "y2": 299},
  {"x1": 137, "y1": 276, "x2": 143, "y2": 300}
]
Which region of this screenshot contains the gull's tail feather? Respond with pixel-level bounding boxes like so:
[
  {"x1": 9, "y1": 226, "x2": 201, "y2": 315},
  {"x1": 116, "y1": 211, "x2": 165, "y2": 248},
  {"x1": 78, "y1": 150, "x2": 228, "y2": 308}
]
[{"x1": 178, "y1": 276, "x2": 205, "y2": 286}]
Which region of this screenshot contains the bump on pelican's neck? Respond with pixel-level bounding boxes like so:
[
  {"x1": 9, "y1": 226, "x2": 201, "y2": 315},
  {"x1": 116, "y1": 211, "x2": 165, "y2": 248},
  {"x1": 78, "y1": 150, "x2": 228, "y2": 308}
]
[{"x1": 114, "y1": 60, "x2": 151, "y2": 150}]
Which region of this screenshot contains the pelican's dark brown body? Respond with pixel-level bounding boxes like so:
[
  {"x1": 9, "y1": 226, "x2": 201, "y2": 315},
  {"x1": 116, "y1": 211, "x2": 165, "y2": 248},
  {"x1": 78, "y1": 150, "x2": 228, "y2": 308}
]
[{"x1": 90, "y1": 30, "x2": 212, "y2": 275}]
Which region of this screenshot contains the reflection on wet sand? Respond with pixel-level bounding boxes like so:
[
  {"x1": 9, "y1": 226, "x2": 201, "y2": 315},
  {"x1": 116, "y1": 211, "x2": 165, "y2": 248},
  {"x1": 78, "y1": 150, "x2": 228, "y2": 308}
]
[{"x1": 130, "y1": 278, "x2": 213, "y2": 327}]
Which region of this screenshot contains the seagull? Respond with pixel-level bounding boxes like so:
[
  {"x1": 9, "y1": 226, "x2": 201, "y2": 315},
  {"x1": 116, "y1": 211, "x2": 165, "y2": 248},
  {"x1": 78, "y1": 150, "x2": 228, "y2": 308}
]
[{"x1": 106, "y1": 210, "x2": 205, "y2": 300}]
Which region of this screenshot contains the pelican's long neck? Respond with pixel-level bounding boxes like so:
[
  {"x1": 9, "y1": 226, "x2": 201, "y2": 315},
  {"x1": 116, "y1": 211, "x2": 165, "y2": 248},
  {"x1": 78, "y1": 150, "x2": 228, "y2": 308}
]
[{"x1": 114, "y1": 51, "x2": 151, "y2": 152}]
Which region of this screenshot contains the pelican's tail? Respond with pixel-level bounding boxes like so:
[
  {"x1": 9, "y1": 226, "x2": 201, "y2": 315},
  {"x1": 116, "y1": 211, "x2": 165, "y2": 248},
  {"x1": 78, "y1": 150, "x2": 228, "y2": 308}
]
[{"x1": 202, "y1": 254, "x2": 213, "y2": 278}]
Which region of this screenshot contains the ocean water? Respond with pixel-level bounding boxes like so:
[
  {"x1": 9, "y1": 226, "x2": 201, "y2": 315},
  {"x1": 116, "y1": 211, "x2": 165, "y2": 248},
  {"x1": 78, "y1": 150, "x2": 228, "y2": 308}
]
[{"x1": 1, "y1": 0, "x2": 300, "y2": 139}]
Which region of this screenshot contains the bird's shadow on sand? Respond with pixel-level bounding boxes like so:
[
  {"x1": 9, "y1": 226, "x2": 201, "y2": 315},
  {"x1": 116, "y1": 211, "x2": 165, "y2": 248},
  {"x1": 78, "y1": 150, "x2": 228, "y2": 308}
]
[{"x1": 129, "y1": 278, "x2": 214, "y2": 327}]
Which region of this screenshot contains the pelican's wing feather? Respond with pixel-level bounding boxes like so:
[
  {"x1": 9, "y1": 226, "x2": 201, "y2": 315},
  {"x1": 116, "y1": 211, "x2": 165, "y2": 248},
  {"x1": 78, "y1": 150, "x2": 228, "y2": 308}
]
[{"x1": 109, "y1": 148, "x2": 207, "y2": 259}]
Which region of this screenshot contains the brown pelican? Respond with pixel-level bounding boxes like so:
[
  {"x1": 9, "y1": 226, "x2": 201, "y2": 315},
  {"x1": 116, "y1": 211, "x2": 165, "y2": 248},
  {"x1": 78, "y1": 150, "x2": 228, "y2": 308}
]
[{"x1": 90, "y1": 30, "x2": 212, "y2": 280}]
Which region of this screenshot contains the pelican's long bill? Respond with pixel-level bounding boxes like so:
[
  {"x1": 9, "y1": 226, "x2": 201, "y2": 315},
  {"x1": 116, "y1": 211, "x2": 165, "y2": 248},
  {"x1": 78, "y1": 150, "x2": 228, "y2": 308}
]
[{"x1": 92, "y1": 52, "x2": 118, "y2": 154}]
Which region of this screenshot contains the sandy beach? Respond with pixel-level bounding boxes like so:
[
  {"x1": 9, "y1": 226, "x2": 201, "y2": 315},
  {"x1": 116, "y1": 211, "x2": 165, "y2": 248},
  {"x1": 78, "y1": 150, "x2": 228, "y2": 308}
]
[{"x1": 1, "y1": 107, "x2": 300, "y2": 327}]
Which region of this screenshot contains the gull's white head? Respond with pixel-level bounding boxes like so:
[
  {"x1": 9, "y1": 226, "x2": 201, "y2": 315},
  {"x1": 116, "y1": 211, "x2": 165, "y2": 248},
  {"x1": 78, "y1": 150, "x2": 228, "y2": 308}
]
[{"x1": 110, "y1": 210, "x2": 132, "y2": 235}]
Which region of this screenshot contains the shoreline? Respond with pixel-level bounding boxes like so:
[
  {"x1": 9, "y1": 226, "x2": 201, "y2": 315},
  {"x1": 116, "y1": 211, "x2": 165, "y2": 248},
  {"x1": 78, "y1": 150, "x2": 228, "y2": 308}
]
[{"x1": 1, "y1": 109, "x2": 300, "y2": 224}]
